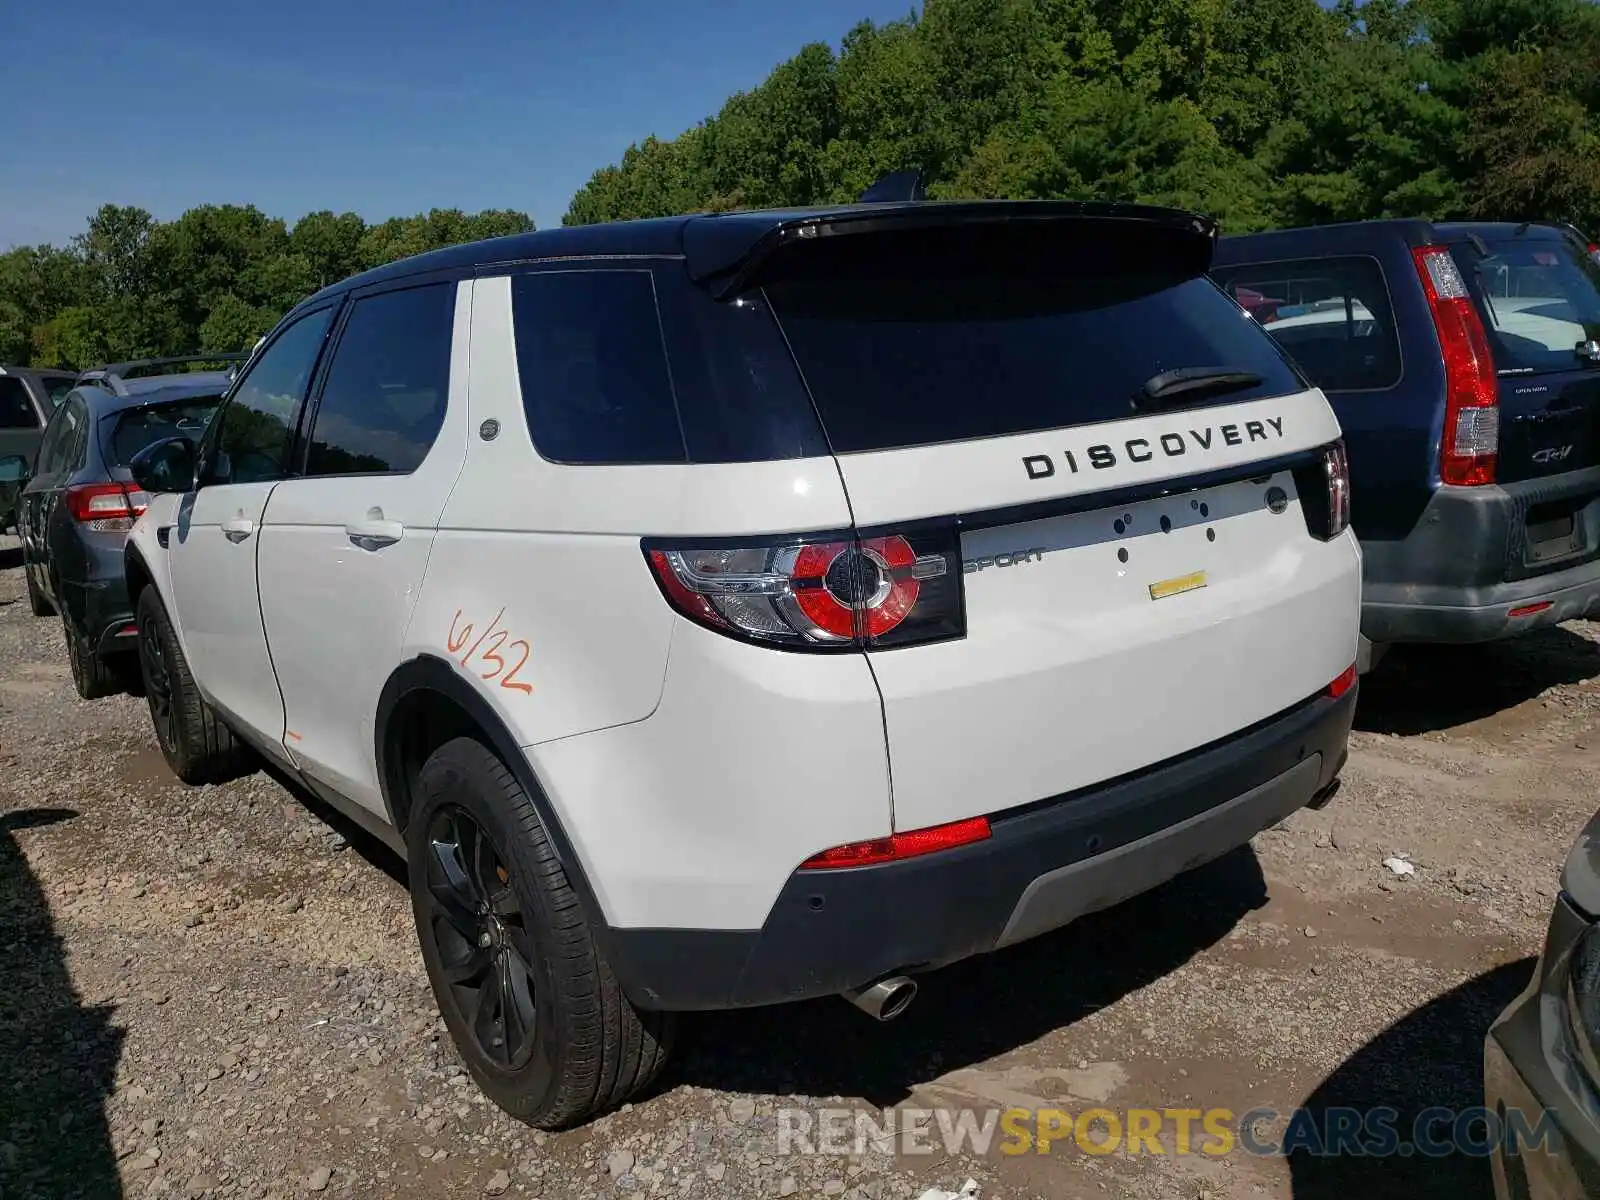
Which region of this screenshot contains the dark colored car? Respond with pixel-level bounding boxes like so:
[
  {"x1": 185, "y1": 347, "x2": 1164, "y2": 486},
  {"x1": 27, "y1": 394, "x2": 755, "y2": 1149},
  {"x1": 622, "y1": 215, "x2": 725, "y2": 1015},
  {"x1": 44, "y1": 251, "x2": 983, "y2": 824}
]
[
  {"x1": 9, "y1": 378, "x2": 224, "y2": 698},
  {"x1": 1213, "y1": 221, "x2": 1600, "y2": 667},
  {"x1": 1485, "y1": 810, "x2": 1600, "y2": 1198},
  {"x1": 76, "y1": 352, "x2": 247, "y2": 398},
  {"x1": 0, "y1": 365, "x2": 79, "y2": 528}
]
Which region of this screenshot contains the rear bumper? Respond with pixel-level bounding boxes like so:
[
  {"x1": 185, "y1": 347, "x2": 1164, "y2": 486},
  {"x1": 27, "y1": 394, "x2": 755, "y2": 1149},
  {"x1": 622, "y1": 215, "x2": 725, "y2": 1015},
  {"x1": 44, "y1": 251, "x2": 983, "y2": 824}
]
[
  {"x1": 61, "y1": 576, "x2": 134, "y2": 657},
  {"x1": 1362, "y1": 471, "x2": 1600, "y2": 644},
  {"x1": 608, "y1": 685, "x2": 1354, "y2": 1011}
]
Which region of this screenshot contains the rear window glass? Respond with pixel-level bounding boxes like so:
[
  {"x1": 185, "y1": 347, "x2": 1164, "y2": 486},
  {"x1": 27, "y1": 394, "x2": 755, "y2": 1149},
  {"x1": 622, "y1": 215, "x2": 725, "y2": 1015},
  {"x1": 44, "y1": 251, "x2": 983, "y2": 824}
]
[
  {"x1": 108, "y1": 397, "x2": 222, "y2": 466},
  {"x1": 0, "y1": 378, "x2": 39, "y2": 429},
  {"x1": 764, "y1": 273, "x2": 1305, "y2": 454},
  {"x1": 1454, "y1": 238, "x2": 1600, "y2": 375},
  {"x1": 1213, "y1": 257, "x2": 1402, "y2": 391}
]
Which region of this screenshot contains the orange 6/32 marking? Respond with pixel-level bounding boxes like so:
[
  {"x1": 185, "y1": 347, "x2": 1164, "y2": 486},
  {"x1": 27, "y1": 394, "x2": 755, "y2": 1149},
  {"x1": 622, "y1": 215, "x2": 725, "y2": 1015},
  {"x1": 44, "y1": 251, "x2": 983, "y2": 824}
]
[{"x1": 447, "y1": 608, "x2": 533, "y2": 694}]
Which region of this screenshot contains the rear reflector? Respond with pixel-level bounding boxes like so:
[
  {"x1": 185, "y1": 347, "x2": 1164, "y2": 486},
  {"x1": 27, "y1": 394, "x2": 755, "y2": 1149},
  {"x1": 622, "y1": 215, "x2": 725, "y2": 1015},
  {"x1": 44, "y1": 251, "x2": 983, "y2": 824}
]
[
  {"x1": 1508, "y1": 601, "x2": 1553, "y2": 618},
  {"x1": 1328, "y1": 664, "x2": 1358, "y2": 699},
  {"x1": 801, "y1": 816, "x2": 992, "y2": 869},
  {"x1": 1411, "y1": 246, "x2": 1499, "y2": 486}
]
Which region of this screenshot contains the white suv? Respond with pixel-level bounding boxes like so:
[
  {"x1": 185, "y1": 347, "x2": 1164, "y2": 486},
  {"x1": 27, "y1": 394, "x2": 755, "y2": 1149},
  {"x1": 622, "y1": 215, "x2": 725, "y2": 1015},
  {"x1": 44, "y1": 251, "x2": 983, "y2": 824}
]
[{"x1": 123, "y1": 200, "x2": 1362, "y2": 1128}]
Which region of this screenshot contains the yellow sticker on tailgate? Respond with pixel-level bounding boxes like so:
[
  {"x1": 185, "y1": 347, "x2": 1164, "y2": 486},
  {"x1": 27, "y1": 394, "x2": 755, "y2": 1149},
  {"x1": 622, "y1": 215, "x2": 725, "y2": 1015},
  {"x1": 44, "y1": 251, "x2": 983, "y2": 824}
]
[{"x1": 1148, "y1": 570, "x2": 1208, "y2": 601}]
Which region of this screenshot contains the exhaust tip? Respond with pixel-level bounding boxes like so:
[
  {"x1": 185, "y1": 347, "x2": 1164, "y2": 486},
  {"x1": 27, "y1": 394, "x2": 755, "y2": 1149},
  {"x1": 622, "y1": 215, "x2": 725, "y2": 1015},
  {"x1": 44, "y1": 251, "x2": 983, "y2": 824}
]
[{"x1": 842, "y1": 975, "x2": 918, "y2": 1022}]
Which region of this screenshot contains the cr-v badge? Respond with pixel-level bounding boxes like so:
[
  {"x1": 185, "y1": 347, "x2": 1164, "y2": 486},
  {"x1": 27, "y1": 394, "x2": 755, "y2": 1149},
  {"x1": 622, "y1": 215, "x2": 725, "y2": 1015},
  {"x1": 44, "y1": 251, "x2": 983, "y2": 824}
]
[{"x1": 1533, "y1": 445, "x2": 1574, "y2": 465}]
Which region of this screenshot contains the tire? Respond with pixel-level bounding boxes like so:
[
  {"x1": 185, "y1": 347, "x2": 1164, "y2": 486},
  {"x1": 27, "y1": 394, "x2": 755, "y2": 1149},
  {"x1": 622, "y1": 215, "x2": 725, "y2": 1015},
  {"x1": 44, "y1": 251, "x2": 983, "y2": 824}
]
[
  {"x1": 25, "y1": 566, "x2": 53, "y2": 617},
  {"x1": 135, "y1": 587, "x2": 254, "y2": 784},
  {"x1": 63, "y1": 615, "x2": 119, "y2": 700},
  {"x1": 407, "y1": 736, "x2": 673, "y2": 1129}
]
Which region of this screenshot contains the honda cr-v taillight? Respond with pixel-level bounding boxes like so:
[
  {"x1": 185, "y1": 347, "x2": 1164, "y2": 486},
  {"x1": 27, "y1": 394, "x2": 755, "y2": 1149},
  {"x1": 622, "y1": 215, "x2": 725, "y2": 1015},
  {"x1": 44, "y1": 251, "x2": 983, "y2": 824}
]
[
  {"x1": 645, "y1": 529, "x2": 965, "y2": 651},
  {"x1": 64, "y1": 482, "x2": 149, "y2": 532},
  {"x1": 1412, "y1": 245, "x2": 1499, "y2": 486}
]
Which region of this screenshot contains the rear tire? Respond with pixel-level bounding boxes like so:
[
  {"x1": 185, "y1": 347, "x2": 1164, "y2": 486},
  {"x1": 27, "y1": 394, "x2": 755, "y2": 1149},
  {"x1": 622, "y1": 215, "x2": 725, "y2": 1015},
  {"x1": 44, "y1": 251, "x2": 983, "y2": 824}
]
[
  {"x1": 407, "y1": 736, "x2": 673, "y2": 1129},
  {"x1": 26, "y1": 566, "x2": 52, "y2": 617},
  {"x1": 135, "y1": 587, "x2": 254, "y2": 784},
  {"x1": 63, "y1": 616, "x2": 119, "y2": 700}
]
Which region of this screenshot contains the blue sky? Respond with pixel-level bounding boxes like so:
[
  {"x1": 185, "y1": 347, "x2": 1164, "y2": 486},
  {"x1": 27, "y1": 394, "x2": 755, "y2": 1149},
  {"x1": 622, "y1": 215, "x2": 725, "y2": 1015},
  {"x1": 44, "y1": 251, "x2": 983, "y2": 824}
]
[{"x1": 2, "y1": 0, "x2": 919, "y2": 250}]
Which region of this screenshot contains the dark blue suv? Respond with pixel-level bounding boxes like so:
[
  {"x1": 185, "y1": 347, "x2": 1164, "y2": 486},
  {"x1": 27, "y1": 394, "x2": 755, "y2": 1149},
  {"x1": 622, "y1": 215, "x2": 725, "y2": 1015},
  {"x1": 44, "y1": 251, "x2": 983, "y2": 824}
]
[{"x1": 1214, "y1": 220, "x2": 1600, "y2": 664}]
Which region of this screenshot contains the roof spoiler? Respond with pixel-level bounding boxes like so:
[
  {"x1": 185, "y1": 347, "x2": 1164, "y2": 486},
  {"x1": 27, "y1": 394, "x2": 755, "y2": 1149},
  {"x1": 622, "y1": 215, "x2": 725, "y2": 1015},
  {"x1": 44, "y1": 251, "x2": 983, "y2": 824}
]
[
  {"x1": 686, "y1": 201, "x2": 1217, "y2": 300},
  {"x1": 78, "y1": 352, "x2": 250, "y2": 381},
  {"x1": 858, "y1": 169, "x2": 926, "y2": 204}
]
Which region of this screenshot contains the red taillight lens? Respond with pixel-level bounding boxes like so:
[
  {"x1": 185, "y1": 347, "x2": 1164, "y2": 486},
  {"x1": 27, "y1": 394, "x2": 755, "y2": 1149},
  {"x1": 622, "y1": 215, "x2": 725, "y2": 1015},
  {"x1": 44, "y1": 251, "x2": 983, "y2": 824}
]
[
  {"x1": 645, "y1": 529, "x2": 964, "y2": 651},
  {"x1": 1412, "y1": 245, "x2": 1499, "y2": 486},
  {"x1": 64, "y1": 482, "x2": 149, "y2": 531},
  {"x1": 1328, "y1": 663, "x2": 1357, "y2": 699},
  {"x1": 801, "y1": 816, "x2": 992, "y2": 869}
]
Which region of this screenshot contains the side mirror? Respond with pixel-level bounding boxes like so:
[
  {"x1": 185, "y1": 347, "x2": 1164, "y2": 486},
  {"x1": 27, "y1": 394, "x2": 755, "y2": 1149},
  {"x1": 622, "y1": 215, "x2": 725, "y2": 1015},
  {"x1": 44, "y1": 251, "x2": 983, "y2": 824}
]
[
  {"x1": 0, "y1": 454, "x2": 28, "y2": 485},
  {"x1": 129, "y1": 437, "x2": 197, "y2": 495}
]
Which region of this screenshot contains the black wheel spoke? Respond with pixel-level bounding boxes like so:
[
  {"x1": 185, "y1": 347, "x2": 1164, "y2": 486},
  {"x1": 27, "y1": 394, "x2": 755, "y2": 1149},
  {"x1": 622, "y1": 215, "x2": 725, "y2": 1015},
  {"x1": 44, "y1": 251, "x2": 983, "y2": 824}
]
[
  {"x1": 502, "y1": 945, "x2": 538, "y2": 1065},
  {"x1": 474, "y1": 959, "x2": 508, "y2": 1059},
  {"x1": 441, "y1": 944, "x2": 493, "y2": 987}
]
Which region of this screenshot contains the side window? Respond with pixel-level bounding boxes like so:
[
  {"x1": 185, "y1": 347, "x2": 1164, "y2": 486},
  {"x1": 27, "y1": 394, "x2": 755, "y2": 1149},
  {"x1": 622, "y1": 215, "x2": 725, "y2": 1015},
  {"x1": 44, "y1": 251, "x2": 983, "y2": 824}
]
[
  {"x1": 207, "y1": 306, "x2": 336, "y2": 485},
  {"x1": 305, "y1": 282, "x2": 455, "y2": 476},
  {"x1": 0, "y1": 378, "x2": 40, "y2": 429},
  {"x1": 34, "y1": 405, "x2": 68, "y2": 473},
  {"x1": 64, "y1": 398, "x2": 89, "y2": 469},
  {"x1": 1214, "y1": 257, "x2": 1403, "y2": 392},
  {"x1": 510, "y1": 270, "x2": 686, "y2": 464}
]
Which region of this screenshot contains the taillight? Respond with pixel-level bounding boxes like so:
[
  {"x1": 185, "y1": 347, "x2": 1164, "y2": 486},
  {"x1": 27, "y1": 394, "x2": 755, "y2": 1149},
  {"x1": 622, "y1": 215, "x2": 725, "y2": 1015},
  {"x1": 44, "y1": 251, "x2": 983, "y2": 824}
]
[
  {"x1": 1412, "y1": 245, "x2": 1498, "y2": 486},
  {"x1": 1324, "y1": 440, "x2": 1351, "y2": 538},
  {"x1": 64, "y1": 482, "x2": 149, "y2": 532},
  {"x1": 1328, "y1": 663, "x2": 1357, "y2": 699},
  {"x1": 800, "y1": 815, "x2": 991, "y2": 869},
  {"x1": 644, "y1": 528, "x2": 965, "y2": 651}
]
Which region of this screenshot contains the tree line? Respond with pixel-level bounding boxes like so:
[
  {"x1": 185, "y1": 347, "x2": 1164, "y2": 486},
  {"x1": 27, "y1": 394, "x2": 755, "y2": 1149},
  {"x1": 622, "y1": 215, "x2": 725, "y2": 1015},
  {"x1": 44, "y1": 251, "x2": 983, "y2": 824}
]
[
  {"x1": 7, "y1": 0, "x2": 1597, "y2": 370},
  {"x1": 563, "y1": 0, "x2": 1600, "y2": 238},
  {"x1": 0, "y1": 207, "x2": 532, "y2": 369}
]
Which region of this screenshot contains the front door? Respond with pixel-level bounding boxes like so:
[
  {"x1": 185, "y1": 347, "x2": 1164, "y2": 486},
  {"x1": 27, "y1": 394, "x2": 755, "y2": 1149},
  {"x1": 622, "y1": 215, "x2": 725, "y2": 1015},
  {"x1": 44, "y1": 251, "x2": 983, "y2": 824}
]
[
  {"x1": 257, "y1": 279, "x2": 467, "y2": 815},
  {"x1": 167, "y1": 304, "x2": 338, "y2": 741}
]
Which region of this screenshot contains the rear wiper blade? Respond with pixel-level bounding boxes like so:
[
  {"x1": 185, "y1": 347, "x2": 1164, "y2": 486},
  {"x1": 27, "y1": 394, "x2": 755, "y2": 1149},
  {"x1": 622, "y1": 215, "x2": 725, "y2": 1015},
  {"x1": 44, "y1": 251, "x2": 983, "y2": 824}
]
[{"x1": 1136, "y1": 367, "x2": 1265, "y2": 410}]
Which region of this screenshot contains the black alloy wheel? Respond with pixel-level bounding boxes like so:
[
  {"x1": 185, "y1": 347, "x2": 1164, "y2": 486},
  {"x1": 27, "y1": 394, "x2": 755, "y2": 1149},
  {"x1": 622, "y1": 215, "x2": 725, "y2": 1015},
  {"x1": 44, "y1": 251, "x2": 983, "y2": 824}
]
[{"x1": 422, "y1": 805, "x2": 539, "y2": 1069}]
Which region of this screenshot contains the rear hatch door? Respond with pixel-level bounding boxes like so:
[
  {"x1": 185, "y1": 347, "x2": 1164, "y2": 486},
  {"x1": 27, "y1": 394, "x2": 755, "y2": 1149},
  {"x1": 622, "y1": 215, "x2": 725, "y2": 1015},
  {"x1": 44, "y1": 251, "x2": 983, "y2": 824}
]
[
  {"x1": 1451, "y1": 232, "x2": 1600, "y2": 482},
  {"x1": 760, "y1": 213, "x2": 1359, "y2": 829}
]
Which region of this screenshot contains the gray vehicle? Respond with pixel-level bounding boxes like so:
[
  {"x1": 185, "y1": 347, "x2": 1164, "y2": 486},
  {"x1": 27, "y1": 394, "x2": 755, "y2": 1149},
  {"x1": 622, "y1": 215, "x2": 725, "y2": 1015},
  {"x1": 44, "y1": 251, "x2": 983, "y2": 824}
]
[
  {"x1": 0, "y1": 366, "x2": 79, "y2": 528},
  {"x1": 1486, "y1": 810, "x2": 1600, "y2": 1196}
]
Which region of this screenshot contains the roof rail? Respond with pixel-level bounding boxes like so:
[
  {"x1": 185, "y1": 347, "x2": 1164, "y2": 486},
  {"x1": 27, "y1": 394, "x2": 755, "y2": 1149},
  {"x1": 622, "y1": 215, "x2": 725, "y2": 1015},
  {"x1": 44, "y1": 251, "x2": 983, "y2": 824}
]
[
  {"x1": 77, "y1": 352, "x2": 250, "y2": 381},
  {"x1": 858, "y1": 169, "x2": 927, "y2": 204}
]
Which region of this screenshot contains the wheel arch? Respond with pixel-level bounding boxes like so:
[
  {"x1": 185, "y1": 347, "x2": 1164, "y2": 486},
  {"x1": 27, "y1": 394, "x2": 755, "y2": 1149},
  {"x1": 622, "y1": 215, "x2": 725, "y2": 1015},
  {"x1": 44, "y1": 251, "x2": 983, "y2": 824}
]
[{"x1": 374, "y1": 655, "x2": 613, "y2": 932}]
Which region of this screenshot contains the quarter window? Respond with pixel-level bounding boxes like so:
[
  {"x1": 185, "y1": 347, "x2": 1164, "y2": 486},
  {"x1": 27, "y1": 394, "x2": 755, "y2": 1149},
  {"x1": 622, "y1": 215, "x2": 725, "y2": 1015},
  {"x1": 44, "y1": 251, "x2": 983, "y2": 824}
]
[
  {"x1": 1213, "y1": 257, "x2": 1402, "y2": 392},
  {"x1": 511, "y1": 271, "x2": 686, "y2": 464},
  {"x1": 305, "y1": 283, "x2": 455, "y2": 476},
  {"x1": 208, "y1": 306, "x2": 335, "y2": 485}
]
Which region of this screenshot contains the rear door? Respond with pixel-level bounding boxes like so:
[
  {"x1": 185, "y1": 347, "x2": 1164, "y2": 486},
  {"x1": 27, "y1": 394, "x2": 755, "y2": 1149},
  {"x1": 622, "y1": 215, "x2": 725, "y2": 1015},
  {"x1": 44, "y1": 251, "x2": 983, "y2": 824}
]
[
  {"x1": 1450, "y1": 233, "x2": 1600, "y2": 484},
  {"x1": 257, "y1": 279, "x2": 467, "y2": 817},
  {"x1": 763, "y1": 228, "x2": 1358, "y2": 829}
]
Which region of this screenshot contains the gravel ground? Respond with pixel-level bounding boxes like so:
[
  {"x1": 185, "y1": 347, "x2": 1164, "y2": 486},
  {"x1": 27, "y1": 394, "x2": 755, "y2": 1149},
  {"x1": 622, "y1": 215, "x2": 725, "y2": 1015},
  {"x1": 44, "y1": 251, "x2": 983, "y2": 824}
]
[{"x1": 2, "y1": 529, "x2": 1595, "y2": 1200}]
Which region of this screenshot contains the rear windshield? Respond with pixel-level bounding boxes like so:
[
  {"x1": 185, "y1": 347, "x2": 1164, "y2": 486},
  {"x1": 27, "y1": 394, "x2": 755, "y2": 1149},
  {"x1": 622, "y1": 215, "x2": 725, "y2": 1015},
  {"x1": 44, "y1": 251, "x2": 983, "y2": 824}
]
[
  {"x1": 764, "y1": 273, "x2": 1305, "y2": 454},
  {"x1": 107, "y1": 396, "x2": 222, "y2": 466},
  {"x1": 1453, "y1": 238, "x2": 1600, "y2": 376}
]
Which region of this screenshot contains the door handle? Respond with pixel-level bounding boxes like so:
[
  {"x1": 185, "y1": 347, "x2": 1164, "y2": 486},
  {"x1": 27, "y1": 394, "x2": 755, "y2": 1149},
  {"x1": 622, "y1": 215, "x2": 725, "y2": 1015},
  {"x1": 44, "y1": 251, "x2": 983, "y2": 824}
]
[
  {"x1": 221, "y1": 516, "x2": 255, "y2": 543},
  {"x1": 345, "y1": 517, "x2": 404, "y2": 551}
]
